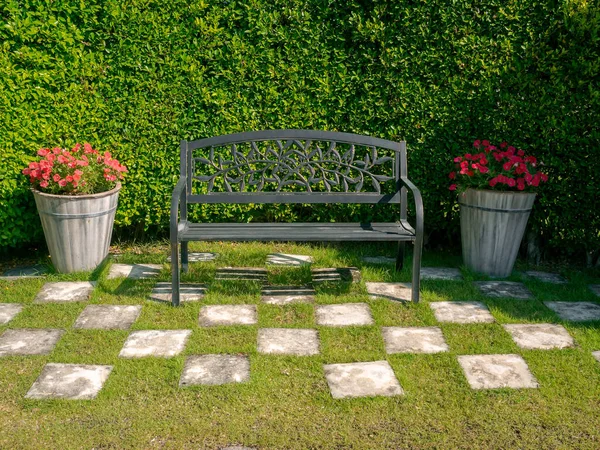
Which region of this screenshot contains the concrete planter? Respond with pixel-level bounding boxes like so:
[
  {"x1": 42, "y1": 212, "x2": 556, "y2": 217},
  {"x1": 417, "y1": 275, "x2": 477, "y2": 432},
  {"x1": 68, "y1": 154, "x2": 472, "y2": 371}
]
[
  {"x1": 32, "y1": 184, "x2": 121, "y2": 273},
  {"x1": 459, "y1": 188, "x2": 536, "y2": 277}
]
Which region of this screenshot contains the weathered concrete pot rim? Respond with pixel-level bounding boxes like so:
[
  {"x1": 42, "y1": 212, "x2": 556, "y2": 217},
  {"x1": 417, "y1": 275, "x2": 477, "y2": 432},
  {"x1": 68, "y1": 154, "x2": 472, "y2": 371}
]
[
  {"x1": 461, "y1": 188, "x2": 537, "y2": 196},
  {"x1": 31, "y1": 183, "x2": 121, "y2": 200}
]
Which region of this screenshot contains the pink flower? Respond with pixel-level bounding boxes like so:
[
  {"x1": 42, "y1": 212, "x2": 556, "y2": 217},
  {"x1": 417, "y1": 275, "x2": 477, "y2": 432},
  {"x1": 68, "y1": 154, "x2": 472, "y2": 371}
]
[
  {"x1": 40, "y1": 180, "x2": 49, "y2": 188},
  {"x1": 53, "y1": 174, "x2": 61, "y2": 182},
  {"x1": 58, "y1": 179, "x2": 67, "y2": 187},
  {"x1": 454, "y1": 156, "x2": 463, "y2": 163},
  {"x1": 473, "y1": 140, "x2": 481, "y2": 148},
  {"x1": 37, "y1": 148, "x2": 49, "y2": 157},
  {"x1": 507, "y1": 178, "x2": 516, "y2": 187},
  {"x1": 449, "y1": 184, "x2": 457, "y2": 191}
]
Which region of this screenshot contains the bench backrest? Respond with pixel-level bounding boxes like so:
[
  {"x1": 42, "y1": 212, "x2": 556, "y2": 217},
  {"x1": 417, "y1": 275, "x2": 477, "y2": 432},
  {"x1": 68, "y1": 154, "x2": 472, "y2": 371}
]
[{"x1": 181, "y1": 130, "x2": 407, "y2": 207}]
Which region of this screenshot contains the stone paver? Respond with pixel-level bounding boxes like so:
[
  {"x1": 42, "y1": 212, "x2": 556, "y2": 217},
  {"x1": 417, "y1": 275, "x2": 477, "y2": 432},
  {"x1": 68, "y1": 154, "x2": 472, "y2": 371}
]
[
  {"x1": 180, "y1": 354, "x2": 250, "y2": 386},
  {"x1": 167, "y1": 252, "x2": 218, "y2": 263},
  {"x1": 0, "y1": 329, "x2": 63, "y2": 356},
  {"x1": 421, "y1": 267, "x2": 462, "y2": 281},
  {"x1": 525, "y1": 271, "x2": 567, "y2": 284},
  {"x1": 0, "y1": 303, "x2": 23, "y2": 325},
  {"x1": 2, "y1": 264, "x2": 48, "y2": 278},
  {"x1": 323, "y1": 361, "x2": 403, "y2": 399},
  {"x1": 366, "y1": 282, "x2": 411, "y2": 302},
  {"x1": 266, "y1": 253, "x2": 313, "y2": 266},
  {"x1": 315, "y1": 303, "x2": 374, "y2": 326},
  {"x1": 430, "y1": 301, "x2": 495, "y2": 324},
  {"x1": 589, "y1": 285, "x2": 600, "y2": 297},
  {"x1": 119, "y1": 330, "x2": 191, "y2": 358},
  {"x1": 475, "y1": 281, "x2": 533, "y2": 299},
  {"x1": 107, "y1": 263, "x2": 162, "y2": 280},
  {"x1": 150, "y1": 282, "x2": 207, "y2": 303},
  {"x1": 544, "y1": 302, "x2": 600, "y2": 322},
  {"x1": 593, "y1": 351, "x2": 600, "y2": 363},
  {"x1": 257, "y1": 328, "x2": 319, "y2": 355},
  {"x1": 215, "y1": 267, "x2": 267, "y2": 282},
  {"x1": 261, "y1": 286, "x2": 315, "y2": 305},
  {"x1": 361, "y1": 256, "x2": 396, "y2": 265},
  {"x1": 503, "y1": 324, "x2": 574, "y2": 350},
  {"x1": 382, "y1": 327, "x2": 449, "y2": 354},
  {"x1": 199, "y1": 305, "x2": 258, "y2": 327},
  {"x1": 34, "y1": 281, "x2": 95, "y2": 303},
  {"x1": 26, "y1": 363, "x2": 112, "y2": 400},
  {"x1": 458, "y1": 354, "x2": 539, "y2": 389},
  {"x1": 312, "y1": 267, "x2": 361, "y2": 283},
  {"x1": 74, "y1": 305, "x2": 142, "y2": 330}
]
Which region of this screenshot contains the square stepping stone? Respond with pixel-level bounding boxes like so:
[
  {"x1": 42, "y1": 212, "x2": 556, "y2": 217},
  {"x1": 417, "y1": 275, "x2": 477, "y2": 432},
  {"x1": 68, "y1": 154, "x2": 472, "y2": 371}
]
[
  {"x1": 366, "y1": 282, "x2": 411, "y2": 302},
  {"x1": 266, "y1": 253, "x2": 313, "y2": 266},
  {"x1": 592, "y1": 351, "x2": 600, "y2": 363},
  {"x1": 261, "y1": 286, "x2": 315, "y2": 305},
  {"x1": 421, "y1": 267, "x2": 462, "y2": 281},
  {"x1": 257, "y1": 328, "x2": 319, "y2": 355},
  {"x1": 544, "y1": 301, "x2": 600, "y2": 322},
  {"x1": 150, "y1": 282, "x2": 207, "y2": 303},
  {"x1": 107, "y1": 263, "x2": 162, "y2": 280},
  {"x1": 323, "y1": 361, "x2": 403, "y2": 399},
  {"x1": 215, "y1": 267, "x2": 267, "y2": 282},
  {"x1": 167, "y1": 252, "x2": 218, "y2": 263},
  {"x1": 382, "y1": 327, "x2": 449, "y2": 354},
  {"x1": 34, "y1": 281, "x2": 95, "y2": 303},
  {"x1": 430, "y1": 301, "x2": 495, "y2": 324},
  {"x1": 119, "y1": 330, "x2": 191, "y2": 358},
  {"x1": 361, "y1": 256, "x2": 396, "y2": 265},
  {"x1": 0, "y1": 303, "x2": 24, "y2": 325},
  {"x1": 458, "y1": 354, "x2": 539, "y2": 389},
  {"x1": 2, "y1": 264, "x2": 48, "y2": 277},
  {"x1": 474, "y1": 281, "x2": 533, "y2": 299},
  {"x1": 312, "y1": 267, "x2": 361, "y2": 283},
  {"x1": 180, "y1": 354, "x2": 250, "y2": 386},
  {"x1": 503, "y1": 324, "x2": 574, "y2": 350},
  {"x1": 525, "y1": 271, "x2": 567, "y2": 284},
  {"x1": 0, "y1": 329, "x2": 63, "y2": 356},
  {"x1": 315, "y1": 303, "x2": 374, "y2": 326},
  {"x1": 25, "y1": 363, "x2": 112, "y2": 400},
  {"x1": 589, "y1": 285, "x2": 600, "y2": 297},
  {"x1": 73, "y1": 305, "x2": 142, "y2": 330},
  {"x1": 199, "y1": 305, "x2": 258, "y2": 327}
]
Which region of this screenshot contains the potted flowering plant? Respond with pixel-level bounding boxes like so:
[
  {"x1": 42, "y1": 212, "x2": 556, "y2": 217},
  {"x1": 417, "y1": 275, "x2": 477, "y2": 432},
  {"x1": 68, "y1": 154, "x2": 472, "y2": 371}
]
[
  {"x1": 449, "y1": 140, "x2": 548, "y2": 277},
  {"x1": 22, "y1": 143, "x2": 127, "y2": 273}
]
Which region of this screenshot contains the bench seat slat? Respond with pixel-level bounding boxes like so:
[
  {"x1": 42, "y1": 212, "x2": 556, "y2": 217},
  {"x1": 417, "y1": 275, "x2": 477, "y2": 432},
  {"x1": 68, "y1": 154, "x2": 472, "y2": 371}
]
[{"x1": 179, "y1": 222, "x2": 415, "y2": 242}]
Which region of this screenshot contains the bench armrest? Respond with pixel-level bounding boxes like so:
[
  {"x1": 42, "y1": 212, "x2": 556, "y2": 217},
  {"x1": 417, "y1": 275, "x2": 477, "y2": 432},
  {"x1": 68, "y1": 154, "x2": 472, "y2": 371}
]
[
  {"x1": 400, "y1": 177, "x2": 424, "y2": 238},
  {"x1": 170, "y1": 176, "x2": 188, "y2": 241}
]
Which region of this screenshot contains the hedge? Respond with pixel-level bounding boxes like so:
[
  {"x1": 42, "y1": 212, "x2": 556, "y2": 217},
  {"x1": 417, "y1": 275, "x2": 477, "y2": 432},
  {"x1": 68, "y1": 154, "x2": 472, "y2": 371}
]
[{"x1": 1, "y1": 0, "x2": 599, "y2": 257}]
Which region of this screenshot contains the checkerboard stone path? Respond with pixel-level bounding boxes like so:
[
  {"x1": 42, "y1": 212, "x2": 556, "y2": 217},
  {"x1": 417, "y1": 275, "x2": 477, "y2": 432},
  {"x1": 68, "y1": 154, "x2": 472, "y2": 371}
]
[
  {"x1": 258, "y1": 328, "x2": 320, "y2": 356},
  {"x1": 315, "y1": 303, "x2": 374, "y2": 326},
  {"x1": 0, "y1": 303, "x2": 23, "y2": 325},
  {"x1": 74, "y1": 305, "x2": 142, "y2": 330},
  {"x1": 180, "y1": 354, "x2": 250, "y2": 386},
  {"x1": 261, "y1": 286, "x2": 315, "y2": 305},
  {"x1": 26, "y1": 363, "x2": 112, "y2": 400},
  {"x1": 199, "y1": 305, "x2": 258, "y2": 327},
  {"x1": 525, "y1": 271, "x2": 567, "y2": 284},
  {"x1": 430, "y1": 301, "x2": 495, "y2": 323},
  {"x1": 475, "y1": 281, "x2": 533, "y2": 299},
  {"x1": 593, "y1": 351, "x2": 600, "y2": 363},
  {"x1": 458, "y1": 354, "x2": 539, "y2": 389},
  {"x1": 119, "y1": 330, "x2": 191, "y2": 358},
  {"x1": 266, "y1": 253, "x2": 313, "y2": 266},
  {"x1": 167, "y1": 252, "x2": 218, "y2": 263},
  {"x1": 361, "y1": 256, "x2": 396, "y2": 265},
  {"x1": 324, "y1": 361, "x2": 404, "y2": 399},
  {"x1": 421, "y1": 267, "x2": 462, "y2": 281},
  {"x1": 108, "y1": 263, "x2": 162, "y2": 279},
  {"x1": 1, "y1": 264, "x2": 48, "y2": 278},
  {"x1": 503, "y1": 324, "x2": 574, "y2": 350},
  {"x1": 366, "y1": 282, "x2": 411, "y2": 302},
  {"x1": 34, "y1": 282, "x2": 95, "y2": 303},
  {"x1": 150, "y1": 282, "x2": 207, "y2": 303},
  {"x1": 0, "y1": 329, "x2": 63, "y2": 356},
  {"x1": 382, "y1": 327, "x2": 449, "y2": 354},
  {"x1": 544, "y1": 302, "x2": 600, "y2": 322}
]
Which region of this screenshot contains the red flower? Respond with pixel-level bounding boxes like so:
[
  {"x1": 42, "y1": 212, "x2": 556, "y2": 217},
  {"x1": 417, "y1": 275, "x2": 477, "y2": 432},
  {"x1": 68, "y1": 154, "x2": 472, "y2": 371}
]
[
  {"x1": 454, "y1": 156, "x2": 462, "y2": 163},
  {"x1": 507, "y1": 178, "x2": 516, "y2": 187},
  {"x1": 540, "y1": 173, "x2": 548, "y2": 182},
  {"x1": 58, "y1": 179, "x2": 67, "y2": 187},
  {"x1": 500, "y1": 142, "x2": 507, "y2": 149},
  {"x1": 40, "y1": 180, "x2": 49, "y2": 188},
  {"x1": 449, "y1": 172, "x2": 456, "y2": 179},
  {"x1": 449, "y1": 184, "x2": 457, "y2": 191},
  {"x1": 517, "y1": 149, "x2": 525, "y2": 157},
  {"x1": 503, "y1": 161, "x2": 513, "y2": 171},
  {"x1": 473, "y1": 140, "x2": 481, "y2": 148},
  {"x1": 482, "y1": 140, "x2": 490, "y2": 147},
  {"x1": 517, "y1": 178, "x2": 526, "y2": 190},
  {"x1": 53, "y1": 174, "x2": 61, "y2": 182},
  {"x1": 37, "y1": 148, "x2": 49, "y2": 157}
]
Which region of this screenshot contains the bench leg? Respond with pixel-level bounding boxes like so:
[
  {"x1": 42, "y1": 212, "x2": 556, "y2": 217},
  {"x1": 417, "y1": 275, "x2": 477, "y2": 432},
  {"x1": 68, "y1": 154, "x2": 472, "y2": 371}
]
[
  {"x1": 411, "y1": 239, "x2": 423, "y2": 303},
  {"x1": 396, "y1": 242, "x2": 405, "y2": 272},
  {"x1": 181, "y1": 241, "x2": 189, "y2": 273},
  {"x1": 171, "y1": 242, "x2": 181, "y2": 307}
]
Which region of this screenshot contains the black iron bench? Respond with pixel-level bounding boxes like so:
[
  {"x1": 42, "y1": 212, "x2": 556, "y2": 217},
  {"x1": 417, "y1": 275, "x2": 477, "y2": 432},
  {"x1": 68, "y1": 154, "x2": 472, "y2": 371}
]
[{"x1": 170, "y1": 130, "x2": 424, "y2": 306}]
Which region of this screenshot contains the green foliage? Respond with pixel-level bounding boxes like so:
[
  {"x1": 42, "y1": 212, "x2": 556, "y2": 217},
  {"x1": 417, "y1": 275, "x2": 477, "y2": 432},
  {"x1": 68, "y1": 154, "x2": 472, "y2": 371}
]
[{"x1": 0, "y1": 0, "x2": 598, "y2": 254}]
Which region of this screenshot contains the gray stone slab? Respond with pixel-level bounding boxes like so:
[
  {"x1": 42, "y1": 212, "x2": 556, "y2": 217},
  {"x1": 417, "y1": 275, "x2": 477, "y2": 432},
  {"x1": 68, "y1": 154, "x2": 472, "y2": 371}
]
[
  {"x1": 34, "y1": 281, "x2": 95, "y2": 303},
  {"x1": 430, "y1": 301, "x2": 495, "y2": 324},
  {"x1": 503, "y1": 324, "x2": 574, "y2": 350},
  {"x1": 107, "y1": 263, "x2": 162, "y2": 280},
  {"x1": 544, "y1": 301, "x2": 600, "y2": 322},
  {"x1": 261, "y1": 286, "x2": 315, "y2": 305},
  {"x1": 366, "y1": 282, "x2": 411, "y2": 302},
  {"x1": 592, "y1": 351, "x2": 600, "y2": 363},
  {"x1": 180, "y1": 354, "x2": 250, "y2": 386},
  {"x1": 475, "y1": 281, "x2": 533, "y2": 299},
  {"x1": 525, "y1": 271, "x2": 567, "y2": 284},
  {"x1": 589, "y1": 285, "x2": 600, "y2": 297},
  {"x1": 167, "y1": 252, "x2": 218, "y2": 263},
  {"x1": 421, "y1": 267, "x2": 462, "y2": 281},
  {"x1": 74, "y1": 305, "x2": 142, "y2": 330},
  {"x1": 0, "y1": 328, "x2": 63, "y2": 356},
  {"x1": 266, "y1": 253, "x2": 313, "y2": 266},
  {"x1": 361, "y1": 256, "x2": 396, "y2": 265},
  {"x1": 150, "y1": 282, "x2": 207, "y2": 303},
  {"x1": 458, "y1": 354, "x2": 539, "y2": 389},
  {"x1": 199, "y1": 305, "x2": 258, "y2": 327},
  {"x1": 119, "y1": 330, "x2": 191, "y2": 358},
  {"x1": 215, "y1": 267, "x2": 267, "y2": 282},
  {"x1": 315, "y1": 303, "x2": 374, "y2": 326},
  {"x1": 323, "y1": 361, "x2": 403, "y2": 399},
  {"x1": 312, "y1": 267, "x2": 361, "y2": 283},
  {"x1": 382, "y1": 327, "x2": 449, "y2": 354},
  {"x1": 26, "y1": 363, "x2": 112, "y2": 400},
  {"x1": 0, "y1": 303, "x2": 24, "y2": 325},
  {"x1": 2, "y1": 264, "x2": 48, "y2": 277},
  {"x1": 257, "y1": 328, "x2": 320, "y2": 355}
]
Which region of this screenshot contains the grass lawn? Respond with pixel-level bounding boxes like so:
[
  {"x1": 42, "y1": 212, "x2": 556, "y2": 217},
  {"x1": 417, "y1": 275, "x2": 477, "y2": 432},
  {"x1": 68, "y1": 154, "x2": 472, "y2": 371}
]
[{"x1": 1, "y1": 241, "x2": 600, "y2": 449}]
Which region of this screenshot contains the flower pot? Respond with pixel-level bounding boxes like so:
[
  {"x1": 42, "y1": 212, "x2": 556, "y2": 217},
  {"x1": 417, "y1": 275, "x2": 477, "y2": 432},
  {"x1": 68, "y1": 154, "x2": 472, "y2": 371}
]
[
  {"x1": 459, "y1": 188, "x2": 536, "y2": 277},
  {"x1": 32, "y1": 184, "x2": 121, "y2": 273}
]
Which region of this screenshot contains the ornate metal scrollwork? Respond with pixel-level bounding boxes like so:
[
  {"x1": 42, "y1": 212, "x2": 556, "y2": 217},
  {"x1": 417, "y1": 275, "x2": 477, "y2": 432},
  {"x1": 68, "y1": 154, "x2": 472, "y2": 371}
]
[{"x1": 193, "y1": 139, "x2": 394, "y2": 193}]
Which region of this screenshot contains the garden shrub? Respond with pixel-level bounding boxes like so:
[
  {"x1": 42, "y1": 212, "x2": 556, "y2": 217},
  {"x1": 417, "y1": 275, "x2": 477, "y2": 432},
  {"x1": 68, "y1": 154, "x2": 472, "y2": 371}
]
[{"x1": 0, "y1": 0, "x2": 598, "y2": 257}]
